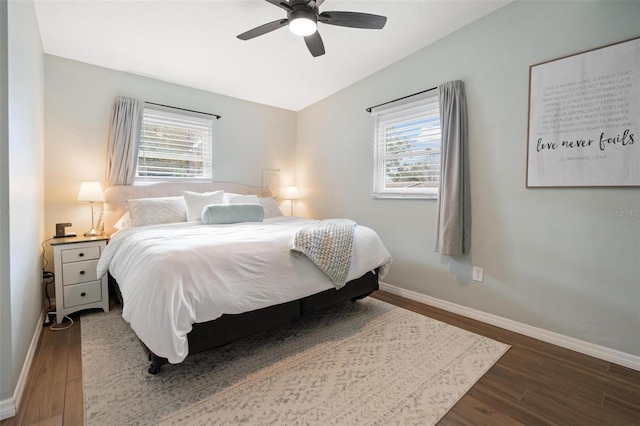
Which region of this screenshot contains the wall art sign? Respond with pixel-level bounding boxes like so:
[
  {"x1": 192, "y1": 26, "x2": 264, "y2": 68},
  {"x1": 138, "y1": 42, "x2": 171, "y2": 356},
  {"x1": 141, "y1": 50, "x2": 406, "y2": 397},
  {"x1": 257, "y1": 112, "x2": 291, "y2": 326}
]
[
  {"x1": 526, "y1": 37, "x2": 639, "y2": 187},
  {"x1": 262, "y1": 168, "x2": 281, "y2": 197}
]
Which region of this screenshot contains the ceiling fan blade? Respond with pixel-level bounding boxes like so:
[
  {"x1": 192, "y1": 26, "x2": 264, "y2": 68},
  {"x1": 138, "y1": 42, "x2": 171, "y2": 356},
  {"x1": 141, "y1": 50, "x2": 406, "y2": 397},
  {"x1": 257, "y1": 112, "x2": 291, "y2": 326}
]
[
  {"x1": 304, "y1": 32, "x2": 325, "y2": 57},
  {"x1": 237, "y1": 19, "x2": 289, "y2": 41},
  {"x1": 264, "y1": 0, "x2": 292, "y2": 12},
  {"x1": 319, "y1": 11, "x2": 387, "y2": 29}
]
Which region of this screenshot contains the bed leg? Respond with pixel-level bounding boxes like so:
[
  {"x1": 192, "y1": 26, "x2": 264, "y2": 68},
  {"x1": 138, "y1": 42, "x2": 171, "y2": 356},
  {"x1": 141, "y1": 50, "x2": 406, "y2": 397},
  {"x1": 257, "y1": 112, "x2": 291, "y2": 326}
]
[
  {"x1": 148, "y1": 363, "x2": 162, "y2": 375},
  {"x1": 146, "y1": 350, "x2": 167, "y2": 375}
]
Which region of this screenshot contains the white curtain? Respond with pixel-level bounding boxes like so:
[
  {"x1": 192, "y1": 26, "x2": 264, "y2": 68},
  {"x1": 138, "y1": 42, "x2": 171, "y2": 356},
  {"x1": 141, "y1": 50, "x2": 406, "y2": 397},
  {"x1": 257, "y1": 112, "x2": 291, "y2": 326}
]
[
  {"x1": 434, "y1": 80, "x2": 471, "y2": 255},
  {"x1": 106, "y1": 97, "x2": 143, "y2": 186}
]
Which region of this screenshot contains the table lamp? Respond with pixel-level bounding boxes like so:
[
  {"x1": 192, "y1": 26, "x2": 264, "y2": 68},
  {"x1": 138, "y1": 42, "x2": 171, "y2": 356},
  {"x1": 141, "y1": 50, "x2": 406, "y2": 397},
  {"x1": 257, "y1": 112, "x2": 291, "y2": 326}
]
[
  {"x1": 77, "y1": 181, "x2": 105, "y2": 236},
  {"x1": 283, "y1": 186, "x2": 299, "y2": 216}
]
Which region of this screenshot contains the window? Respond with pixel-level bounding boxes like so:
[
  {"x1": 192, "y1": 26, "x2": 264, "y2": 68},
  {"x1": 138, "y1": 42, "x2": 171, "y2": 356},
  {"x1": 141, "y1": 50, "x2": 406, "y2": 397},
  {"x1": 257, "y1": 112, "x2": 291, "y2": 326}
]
[
  {"x1": 372, "y1": 92, "x2": 441, "y2": 199},
  {"x1": 137, "y1": 106, "x2": 213, "y2": 180}
]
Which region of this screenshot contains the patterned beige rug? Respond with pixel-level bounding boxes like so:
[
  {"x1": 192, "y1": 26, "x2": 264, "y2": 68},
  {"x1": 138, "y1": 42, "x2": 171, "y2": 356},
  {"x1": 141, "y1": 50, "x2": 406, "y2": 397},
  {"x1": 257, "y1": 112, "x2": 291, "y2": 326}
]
[{"x1": 82, "y1": 298, "x2": 509, "y2": 425}]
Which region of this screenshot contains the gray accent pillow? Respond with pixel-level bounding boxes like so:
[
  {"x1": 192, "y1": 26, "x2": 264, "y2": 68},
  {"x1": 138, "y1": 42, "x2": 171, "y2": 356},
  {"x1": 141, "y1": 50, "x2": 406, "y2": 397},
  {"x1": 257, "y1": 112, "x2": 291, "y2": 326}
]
[{"x1": 201, "y1": 204, "x2": 265, "y2": 225}]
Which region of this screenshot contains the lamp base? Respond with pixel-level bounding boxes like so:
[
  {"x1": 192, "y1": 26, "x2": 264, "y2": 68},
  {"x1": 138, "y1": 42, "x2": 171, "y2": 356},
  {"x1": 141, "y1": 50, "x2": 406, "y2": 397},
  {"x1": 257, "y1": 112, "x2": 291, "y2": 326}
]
[{"x1": 84, "y1": 228, "x2": 102, "y2": 237}]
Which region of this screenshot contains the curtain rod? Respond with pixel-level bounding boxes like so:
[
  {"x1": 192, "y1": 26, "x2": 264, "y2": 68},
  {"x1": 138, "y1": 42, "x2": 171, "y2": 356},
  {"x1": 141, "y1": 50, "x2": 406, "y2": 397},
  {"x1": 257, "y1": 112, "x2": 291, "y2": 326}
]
[
  {"x1": 145, "y1": 101, "x2": 221, "y2": 119},
  {"x1": 365, "y1": 86, "x2": 437, "y2": 113}
]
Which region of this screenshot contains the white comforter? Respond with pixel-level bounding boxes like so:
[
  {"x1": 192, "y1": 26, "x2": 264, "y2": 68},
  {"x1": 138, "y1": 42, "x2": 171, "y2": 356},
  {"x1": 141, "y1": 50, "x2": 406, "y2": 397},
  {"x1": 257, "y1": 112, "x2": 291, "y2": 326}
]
[{"x1": 97, "y1": 217, "x2": 392, "y2": 363}]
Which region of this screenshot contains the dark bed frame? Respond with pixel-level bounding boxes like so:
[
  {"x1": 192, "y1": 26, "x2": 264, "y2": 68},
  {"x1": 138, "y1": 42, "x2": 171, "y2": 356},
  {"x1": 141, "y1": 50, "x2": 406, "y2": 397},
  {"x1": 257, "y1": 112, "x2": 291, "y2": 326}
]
[{"x1": 110, "y1": 270, "x2": 379, "y2": 374}]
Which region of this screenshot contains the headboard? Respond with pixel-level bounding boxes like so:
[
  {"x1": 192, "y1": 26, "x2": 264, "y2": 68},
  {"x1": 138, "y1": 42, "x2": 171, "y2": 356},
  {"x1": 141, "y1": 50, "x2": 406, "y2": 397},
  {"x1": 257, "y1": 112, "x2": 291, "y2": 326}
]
[{"x1": 103, "y1": 182, "x2": 272, "y2": 236}]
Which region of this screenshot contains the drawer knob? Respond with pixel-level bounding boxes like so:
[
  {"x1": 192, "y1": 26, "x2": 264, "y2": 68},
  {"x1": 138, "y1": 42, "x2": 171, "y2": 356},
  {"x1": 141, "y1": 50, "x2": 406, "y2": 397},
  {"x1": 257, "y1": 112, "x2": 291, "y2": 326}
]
[
  {"x1": 79, "y1": 270, "x2": 85, "y2": 275},
  {"x1": 81, "y1": 292, "x2": 86, "y2": 297},
  {"x1": 79, "y1": 253, "x2": 84, "y2": 257}
]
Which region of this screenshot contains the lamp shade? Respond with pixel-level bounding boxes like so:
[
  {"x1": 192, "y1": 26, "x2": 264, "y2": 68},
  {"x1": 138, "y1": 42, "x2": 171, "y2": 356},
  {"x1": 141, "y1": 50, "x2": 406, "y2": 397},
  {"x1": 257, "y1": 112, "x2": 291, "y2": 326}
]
[
  {"x1": 77, "y1": 181, "x2": 105, "y2": 203},
  {"x1": 283, "y1": 186, "x2": 299, "y2": 200}
]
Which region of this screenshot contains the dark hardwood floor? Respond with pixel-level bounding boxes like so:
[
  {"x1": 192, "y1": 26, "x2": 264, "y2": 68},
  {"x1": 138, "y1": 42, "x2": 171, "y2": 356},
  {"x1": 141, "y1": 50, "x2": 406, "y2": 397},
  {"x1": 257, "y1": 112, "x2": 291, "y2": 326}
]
[{"x1": 3, "y1": 290, "x2": 640, "y2": 425}]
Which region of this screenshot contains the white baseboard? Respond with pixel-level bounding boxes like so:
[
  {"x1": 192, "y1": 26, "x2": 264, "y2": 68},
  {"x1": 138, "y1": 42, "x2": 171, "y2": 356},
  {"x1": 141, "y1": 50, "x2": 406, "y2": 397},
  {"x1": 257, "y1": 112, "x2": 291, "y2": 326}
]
[
  {"x1": 0, "y1": 309, "x2": 46, "y2": 420},
  {"x1": 0, "y1": 398, "x2": 15, "y2": 421},
  {"x1": 379, "y1": 282, "x2": 640, "y2": 372}
]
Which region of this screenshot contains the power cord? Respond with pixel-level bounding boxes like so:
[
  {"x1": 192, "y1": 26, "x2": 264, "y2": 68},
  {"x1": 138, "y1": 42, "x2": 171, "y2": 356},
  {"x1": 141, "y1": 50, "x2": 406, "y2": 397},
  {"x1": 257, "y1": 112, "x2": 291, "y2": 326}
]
[
  {"x1": 41, "y1": 237, "x2": 54, "y2": 271},
  {"x1": 43, "y1": 311, "x2": 56, "y2": 327},
  {"x1": 41, "y1": 237, "x2": 57, "y2": 326},
  {"x1": 49, "y1": 316, "x2": 74, "y2": 331},
  {"x1": 42, "y1": 271, "x2": 55, "y2": 312}
]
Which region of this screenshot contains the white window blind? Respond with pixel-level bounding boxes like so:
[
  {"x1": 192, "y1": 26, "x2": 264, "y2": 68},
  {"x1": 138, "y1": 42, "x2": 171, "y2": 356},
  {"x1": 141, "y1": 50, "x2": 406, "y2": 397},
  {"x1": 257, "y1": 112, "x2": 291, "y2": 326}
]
[
  {"x1": 137, "y1": 106, "x2": 213, "y2": 180},
  {"x1": 372, "y1": 91, "x2": 441, "y2": 199}
]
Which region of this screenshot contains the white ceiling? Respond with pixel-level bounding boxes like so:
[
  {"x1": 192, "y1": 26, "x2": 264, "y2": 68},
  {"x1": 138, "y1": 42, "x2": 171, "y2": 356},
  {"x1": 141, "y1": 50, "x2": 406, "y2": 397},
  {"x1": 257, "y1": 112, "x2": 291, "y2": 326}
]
[{"x1": 33, "y1": 0, "x2": 510, "y2": 111}]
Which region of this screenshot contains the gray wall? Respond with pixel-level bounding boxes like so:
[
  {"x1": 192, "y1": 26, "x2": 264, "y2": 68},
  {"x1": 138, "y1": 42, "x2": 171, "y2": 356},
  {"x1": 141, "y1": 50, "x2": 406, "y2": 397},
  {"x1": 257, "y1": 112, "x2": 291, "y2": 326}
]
[
  {"x1": 0, "y1": 0, "x2": 45, "y2": 409},
  {"x1": 44, "y1": 56, "x2": 297, "y2": 242},
  {"x1": 0, "y1": 0, "x2": 11, "y2": 406},
  {"x1": 297, "y1": 1, "x2": 640, "y2": 356}
]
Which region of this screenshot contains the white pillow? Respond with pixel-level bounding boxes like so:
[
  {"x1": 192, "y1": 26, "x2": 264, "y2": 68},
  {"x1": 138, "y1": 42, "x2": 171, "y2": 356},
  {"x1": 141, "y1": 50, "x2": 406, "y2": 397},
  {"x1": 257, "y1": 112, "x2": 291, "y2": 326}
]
[
  {"x1": 125, "y1": 197, "x2": 187, "y2": 227},
  {"x1": 224, "y1": 193, "x2": 259, "y2": 204},
  {"x1": 259, "y1": 197, "x2": 283, "y2": 218},
  {"x1": 182, "y1": 190, "x2": 225, "y2": 221},
  {"x1": 113, "y1": 211, "x2": 132, "y2": 230}
]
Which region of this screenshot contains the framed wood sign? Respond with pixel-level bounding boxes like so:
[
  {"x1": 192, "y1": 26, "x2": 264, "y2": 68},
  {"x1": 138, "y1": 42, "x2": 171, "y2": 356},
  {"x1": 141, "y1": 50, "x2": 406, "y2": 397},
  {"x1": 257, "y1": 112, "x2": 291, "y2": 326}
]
[
  {"x1": 262, "y1": 168, "x2": 281, "y2": 197},
  {"x1": 526, "y1": 37, "x2": 640, "y2": 187}
]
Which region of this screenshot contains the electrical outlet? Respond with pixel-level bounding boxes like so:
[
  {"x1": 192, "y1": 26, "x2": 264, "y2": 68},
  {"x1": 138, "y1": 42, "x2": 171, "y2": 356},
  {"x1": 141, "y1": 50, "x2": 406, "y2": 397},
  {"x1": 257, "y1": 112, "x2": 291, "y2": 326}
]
[{"x1": 472, "y1": 266, "x2": 484, "y2": 283}]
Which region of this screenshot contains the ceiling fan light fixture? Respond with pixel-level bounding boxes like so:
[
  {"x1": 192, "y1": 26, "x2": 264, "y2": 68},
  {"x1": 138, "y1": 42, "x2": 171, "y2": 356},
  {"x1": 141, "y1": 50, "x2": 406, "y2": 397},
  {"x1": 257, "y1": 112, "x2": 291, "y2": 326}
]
[
  {"x1": 237, "y1": 0, "x2": 387, "y2": 57},
  {"x1": 289, "y1": 17, "x2": 316, "y2": 36},
  {"x1": 288, "y1": 9, "x2": 317, "y2": 36}
]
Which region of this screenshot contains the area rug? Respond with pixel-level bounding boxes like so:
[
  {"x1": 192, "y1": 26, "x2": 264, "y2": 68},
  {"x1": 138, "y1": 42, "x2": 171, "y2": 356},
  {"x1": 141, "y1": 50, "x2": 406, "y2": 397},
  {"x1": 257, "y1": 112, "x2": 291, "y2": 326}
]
[{"x1": 82, "y1": 298, "x2": 509, "y2": 425}]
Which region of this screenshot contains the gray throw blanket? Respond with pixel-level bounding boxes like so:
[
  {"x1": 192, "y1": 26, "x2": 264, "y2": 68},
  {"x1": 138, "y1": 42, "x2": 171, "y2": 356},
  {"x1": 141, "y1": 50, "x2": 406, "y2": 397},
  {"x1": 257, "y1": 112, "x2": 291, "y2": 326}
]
[{"x1": 291, "y1": 219, "x2": 356, "y2": 289}]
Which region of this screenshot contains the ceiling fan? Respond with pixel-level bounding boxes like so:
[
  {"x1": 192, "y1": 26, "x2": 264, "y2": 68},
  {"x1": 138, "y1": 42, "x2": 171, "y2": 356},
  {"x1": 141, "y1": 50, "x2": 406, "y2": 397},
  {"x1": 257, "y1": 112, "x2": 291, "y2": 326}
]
[{"x1": 237, "y1": 0, "x2": 387, "y2": 57}]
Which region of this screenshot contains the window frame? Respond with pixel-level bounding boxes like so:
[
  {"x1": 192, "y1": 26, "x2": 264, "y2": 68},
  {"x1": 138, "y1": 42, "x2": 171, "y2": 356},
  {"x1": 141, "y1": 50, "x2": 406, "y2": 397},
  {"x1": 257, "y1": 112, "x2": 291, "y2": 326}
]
[
  {"x1": 135, "y1": 105, "x2": 214, "y2": 183},
  {"x1": 371, "y1": 91, "x2": 442, "y2": 200}
]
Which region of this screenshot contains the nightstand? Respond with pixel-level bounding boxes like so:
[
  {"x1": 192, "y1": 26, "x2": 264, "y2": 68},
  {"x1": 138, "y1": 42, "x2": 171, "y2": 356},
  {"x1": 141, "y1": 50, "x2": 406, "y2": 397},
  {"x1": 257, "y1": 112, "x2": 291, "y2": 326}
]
[{"x1": 51, "y1": 235, "x2": 109, "y2": 324}]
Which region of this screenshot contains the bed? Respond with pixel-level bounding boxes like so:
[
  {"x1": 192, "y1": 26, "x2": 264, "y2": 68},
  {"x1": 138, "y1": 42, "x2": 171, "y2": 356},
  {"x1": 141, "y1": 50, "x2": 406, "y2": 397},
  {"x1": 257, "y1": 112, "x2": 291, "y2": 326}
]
[{"x1": 98, "y1": 182, "x2": 392, "y2": 374}]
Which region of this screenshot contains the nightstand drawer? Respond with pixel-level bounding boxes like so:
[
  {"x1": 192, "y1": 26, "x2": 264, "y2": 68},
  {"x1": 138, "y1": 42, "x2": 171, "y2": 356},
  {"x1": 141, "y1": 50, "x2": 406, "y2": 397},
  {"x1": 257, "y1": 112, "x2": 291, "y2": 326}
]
[
  {"x1": 61, "y1": 246, "x2": 101, "y2": 263},
  {"x1": 63, "y1": 281, "x2": 102, "y2": 308},
  {"x1": 62, "y1": 259, "x2": 99, "y2": 285}
]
